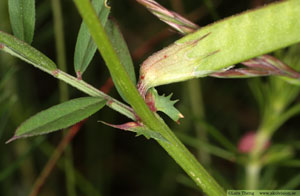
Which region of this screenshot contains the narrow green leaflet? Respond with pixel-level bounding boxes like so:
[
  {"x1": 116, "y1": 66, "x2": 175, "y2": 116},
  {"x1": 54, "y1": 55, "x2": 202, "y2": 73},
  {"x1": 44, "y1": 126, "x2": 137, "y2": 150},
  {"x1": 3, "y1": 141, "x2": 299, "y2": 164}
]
[
  {"x1": 8, "y1": 0, "x2": 35, "y2": 44},
  {"x1": 74, "y1": 0, "x2": 110, "y2": 77},
  {"x1": 6, "y1": 97, "x2": 106, "y2": 143},
  {"x1": 105, "y1": 19, "x2": 137, "y2": 103},
  {"x1": 0, "y1": 31, "x2": 57, "y2": 74},
  {"x1": 105, "y1": 20, "x2": 136, "y2": 84}
]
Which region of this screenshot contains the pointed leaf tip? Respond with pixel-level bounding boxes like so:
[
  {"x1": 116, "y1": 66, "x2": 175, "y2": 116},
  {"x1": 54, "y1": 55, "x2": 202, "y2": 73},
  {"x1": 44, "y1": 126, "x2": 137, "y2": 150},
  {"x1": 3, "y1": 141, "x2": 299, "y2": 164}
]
[
  {"x1": 100, "y1": 121, "x2": 139, "y2": 130},
  {"x1": 101, "y1": 121, "x2": 169, "y2": 142},
  {"x1": 9, "y1": 97, "x2": 106, "y2": 142},
  {"x1": 5, "y1": 135, "x2": 19, "y2": 144}
]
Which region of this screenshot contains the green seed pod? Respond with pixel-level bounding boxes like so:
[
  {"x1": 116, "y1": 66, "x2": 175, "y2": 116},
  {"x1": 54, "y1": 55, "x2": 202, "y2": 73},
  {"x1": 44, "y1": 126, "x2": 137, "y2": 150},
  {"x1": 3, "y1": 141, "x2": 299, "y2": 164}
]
[{"x1": 138, "y1": 0, "x2": 300, "y2": 96}]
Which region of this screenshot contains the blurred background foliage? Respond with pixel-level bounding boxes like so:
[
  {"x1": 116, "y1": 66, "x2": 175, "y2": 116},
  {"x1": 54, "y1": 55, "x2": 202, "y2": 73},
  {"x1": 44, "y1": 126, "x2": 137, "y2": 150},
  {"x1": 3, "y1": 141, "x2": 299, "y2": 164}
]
[{"x1": 0, "y1": 0, "x2": 300, "y2": 195}]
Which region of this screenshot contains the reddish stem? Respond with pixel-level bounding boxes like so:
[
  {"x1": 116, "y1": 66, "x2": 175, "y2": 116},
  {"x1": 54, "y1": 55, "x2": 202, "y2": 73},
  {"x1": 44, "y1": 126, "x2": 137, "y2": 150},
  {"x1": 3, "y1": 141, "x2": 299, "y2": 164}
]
[{"x1": 29, "y1": 120, "x2": 85, "y2": 196}]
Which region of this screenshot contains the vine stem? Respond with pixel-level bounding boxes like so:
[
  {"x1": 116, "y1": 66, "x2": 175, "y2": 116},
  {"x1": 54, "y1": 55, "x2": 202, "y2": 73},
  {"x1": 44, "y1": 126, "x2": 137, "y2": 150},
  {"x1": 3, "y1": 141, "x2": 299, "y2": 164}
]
[{"x1": 73, "y1": 0, "x2": 226, "y2": 195}]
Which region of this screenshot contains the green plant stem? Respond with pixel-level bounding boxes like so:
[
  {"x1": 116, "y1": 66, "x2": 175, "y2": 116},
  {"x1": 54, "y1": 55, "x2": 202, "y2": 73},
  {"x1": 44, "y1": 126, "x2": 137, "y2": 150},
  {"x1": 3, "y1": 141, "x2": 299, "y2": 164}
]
[
  {"x1": 51, "y1": 0, "x2": 76, "y2": 195},
  {"x1": 279, "y1": 103, "x2": 300, "y2": 127},
  {"x1": 73, "y1": 0, "x2": 225, "y2": 195},
  {"x1": 187, "y1": 79, "x2": 211, "y2": 165},
  {"x1": 245, "y1": 110, "x2": 282, "y2": 189},
  {"x1": 56, "y1": 70, "x2": 136, "y2": 120},
  {"x1": 176, "y1": 132, "x2": 236, "y2": 162},
  {"x1": 246, "y1": 99, "x2": 300, "y2": 189},
  {"x1": 246, "y1": 161, "x2": 261, "y2": 189},
  {"x1": 51, "y1": 0, "x2": 68, "y2": 102},
  {"x1": 246, "y1": 122, "x2": 271, "y2": 189}
]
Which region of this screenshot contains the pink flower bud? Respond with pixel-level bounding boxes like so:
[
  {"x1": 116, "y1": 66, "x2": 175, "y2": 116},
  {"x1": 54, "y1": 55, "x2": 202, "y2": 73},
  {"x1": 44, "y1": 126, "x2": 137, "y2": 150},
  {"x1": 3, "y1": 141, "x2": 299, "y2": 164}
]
[{"x1": 238, "y1": 131, "x2": 270, "y2": 153}]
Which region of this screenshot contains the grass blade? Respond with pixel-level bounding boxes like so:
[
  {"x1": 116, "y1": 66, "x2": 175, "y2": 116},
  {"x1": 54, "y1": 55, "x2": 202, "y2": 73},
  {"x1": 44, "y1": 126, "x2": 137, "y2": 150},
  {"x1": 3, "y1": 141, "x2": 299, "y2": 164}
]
[
  {"x1": 8, "y1": 0, "x2": 35, "y2": 44},
  {"x1": 74, "y1": 0, "x2": 110, "y2": 78},
  {"x1": 6, "y1": 97, "x2": 106, "y2": 143}
]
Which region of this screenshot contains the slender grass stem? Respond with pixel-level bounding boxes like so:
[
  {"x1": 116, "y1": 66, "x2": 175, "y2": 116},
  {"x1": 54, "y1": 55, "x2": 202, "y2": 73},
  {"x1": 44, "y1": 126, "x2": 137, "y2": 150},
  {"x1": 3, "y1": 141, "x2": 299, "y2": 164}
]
[
  {"x1": 72, "y1": 0, "x2": 226, "y2": 195},
  {"x1": 246, "y1": 162, "x2": 261, "y2": 189},
  {"x1": 51, "y1": 0, "x2": 68, "y2": 102},
  {"x1": 245, "y1": 106, "x2": 292, "y2": 189},
  {"x1": 51, "y1": 0, "x2": 76, "y2": 195},
  {"x1": 188, "y1": 79, "x2": 211, "y2": 165},
  {"x1": 245, "y1": 129, "x2": 270, "y2": 189}
]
